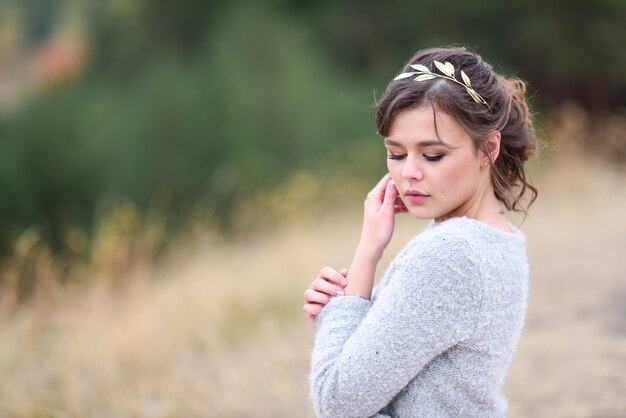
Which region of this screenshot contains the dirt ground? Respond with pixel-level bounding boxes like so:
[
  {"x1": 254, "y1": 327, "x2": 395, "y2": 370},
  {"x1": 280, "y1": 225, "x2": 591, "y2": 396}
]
[{"x1": 502, "y1": 157, "x2": 626, "y2": 418}]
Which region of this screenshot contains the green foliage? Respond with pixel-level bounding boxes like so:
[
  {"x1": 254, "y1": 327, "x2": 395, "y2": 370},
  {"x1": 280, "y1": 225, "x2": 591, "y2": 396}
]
[
  {"x1": 285, "y1": 0, "x2": 626, "y2": 108},
  {"x1": 0, "y1": 3, "x2": 378, "y2": 252},
  {"x1": 1, "y1": 0, "x2": 624, "y2": 256}
]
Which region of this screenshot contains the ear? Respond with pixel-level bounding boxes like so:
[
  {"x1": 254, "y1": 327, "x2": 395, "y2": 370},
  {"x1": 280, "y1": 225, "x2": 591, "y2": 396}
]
[{"x1": 482, "y1": 131, "x2": 501, "y2": 165}]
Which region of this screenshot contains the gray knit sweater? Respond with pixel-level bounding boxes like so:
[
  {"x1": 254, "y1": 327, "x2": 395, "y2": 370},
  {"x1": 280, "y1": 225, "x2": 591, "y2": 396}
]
[{"x1": 310, "y1": 217, "x2": 528, "y2": 418}]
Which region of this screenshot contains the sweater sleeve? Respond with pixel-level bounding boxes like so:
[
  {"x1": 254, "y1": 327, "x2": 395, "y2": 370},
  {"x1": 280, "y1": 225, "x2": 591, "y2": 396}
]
[{"x1": 309, "y1": 233, "x2": 484, "y2": 418}]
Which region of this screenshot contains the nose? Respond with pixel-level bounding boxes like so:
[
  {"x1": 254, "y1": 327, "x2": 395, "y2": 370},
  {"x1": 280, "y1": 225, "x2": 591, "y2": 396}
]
[{"x1": 401, "y1": 155, "x2": 424, "y2": 181}]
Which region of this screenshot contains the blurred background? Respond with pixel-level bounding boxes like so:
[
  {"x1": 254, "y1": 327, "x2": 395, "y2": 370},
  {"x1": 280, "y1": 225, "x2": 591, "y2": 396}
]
[{"x1": 0, "y1": 0, "x2": 624, "y2": 417}]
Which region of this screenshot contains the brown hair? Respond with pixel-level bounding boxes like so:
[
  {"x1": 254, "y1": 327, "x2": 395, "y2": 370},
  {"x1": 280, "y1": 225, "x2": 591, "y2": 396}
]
[{"x1": 376, "y1": 47, "x2": 537, "y2": 214}]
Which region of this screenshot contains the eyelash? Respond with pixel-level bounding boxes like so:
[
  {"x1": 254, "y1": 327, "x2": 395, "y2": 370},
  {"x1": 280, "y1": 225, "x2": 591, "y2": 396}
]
[
  {"x1": 387, "y1": 153, "x2": 404, "y2": 160},
  {"x1": 424, "y1": 154, "x2": 444, "y2": 162},
  {"x1": 387, "y1": 153, "x2": 444, "y2": 162}
]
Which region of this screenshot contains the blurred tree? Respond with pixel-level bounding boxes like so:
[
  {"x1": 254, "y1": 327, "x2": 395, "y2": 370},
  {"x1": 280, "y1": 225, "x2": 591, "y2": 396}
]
[
  {"x1": 0, "y1": 2, "x2": 375, "y2": 252},
  {"x1": 282, "y1": 0, "x2": 626, "y2": 110},
  {"x1": 86, "y1": 0, "x2": 223, "y2": 77},
  {"x1": 17, "y1": 0, "x2": 62, "y2": 46},
  {"x1": 0, "y1": 0, "x2": 624, "y2": 257}
]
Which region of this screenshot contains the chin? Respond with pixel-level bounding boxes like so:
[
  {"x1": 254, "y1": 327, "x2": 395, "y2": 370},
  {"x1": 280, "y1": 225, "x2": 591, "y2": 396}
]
[
  {"x1": 406, "y1": 205, "x2": 456, "y2": 221},
  {"x1": 406, "y1": 207, "x2": 436, "y2": 220}
]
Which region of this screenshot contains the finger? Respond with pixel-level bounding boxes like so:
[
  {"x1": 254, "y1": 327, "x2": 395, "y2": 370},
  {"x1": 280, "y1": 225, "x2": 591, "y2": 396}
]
[
  {"x1": 303, "y1": 303, "x2": 323, "y2": 324},
  {"x1": 365, "y1": 174, "x2": 392, "y2": 203},
  {"x1": 309, "y1": 278, "x2": 345, "y2": 297},
  {"x1": 304, "y1": 288, "x2": 331, "y2": 305},
  {"x1": 394, "y1": 196, "x2": 408, "y2": 213},
  {"x1": 382, "y1": 179, "x2": 399, "y2": 211},
  {"x1": 318, "y1": 266, "x2": 348, "y2": 287},
  {"x1": 304, "y1": 302, "x2": 323, "y2": 316},
  {"x1": 339, "y1": 268, "x2": 349, "y2": 277},
  {"x1": 304, "y1": 288, "x2": 333, "y2": 305}
]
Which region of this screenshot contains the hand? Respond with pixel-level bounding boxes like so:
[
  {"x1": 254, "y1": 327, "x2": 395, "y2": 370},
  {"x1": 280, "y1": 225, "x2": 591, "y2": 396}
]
[
  {"x1": 394, "y1": 192, "x2": 408, "y2": 213},
  {"x1": 358, "y1": 174, "x2": 401, "y2": 262},
  {"x1": 303, "y1": 266, "x2": 348, "y2": 325}
]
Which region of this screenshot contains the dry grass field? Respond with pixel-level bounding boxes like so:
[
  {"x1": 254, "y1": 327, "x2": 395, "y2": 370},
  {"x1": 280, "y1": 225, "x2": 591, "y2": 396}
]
[{"x1": 0, "y1": 152, "x2": 625, "y2": 418}]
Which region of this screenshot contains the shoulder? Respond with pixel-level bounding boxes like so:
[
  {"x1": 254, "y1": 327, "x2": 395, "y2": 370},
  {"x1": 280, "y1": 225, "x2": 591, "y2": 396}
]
[
  {"x1": 390, "y1": 217, "x2": 527, "y2": 287},
  {"x1": 393, "y1": 217, "x2": 524, "y2": 289},
  {"x1": 408, "y1": 216, "x2": 526, "y2": 258},
  {"x1": 379, "y1": 219, "x2": 488, "y2": 334},
  {"x1": 404, "y1": 218, "x2": 482, "y2": 264},
  {"x1": 388, "y1": 219, "x2": 483, "y2": 294}
]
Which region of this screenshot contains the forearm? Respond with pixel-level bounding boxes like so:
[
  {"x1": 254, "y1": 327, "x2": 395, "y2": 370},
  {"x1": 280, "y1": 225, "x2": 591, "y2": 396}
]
[
  {"x1": 340, "y1": 174, "x2": 396, "y2": 300},
  {"x1": 343, "y1": 243, "x2": 381, "y2": 300},
  {"x1": 310, "y1": 296, "x2": 378, "y2": 418}
]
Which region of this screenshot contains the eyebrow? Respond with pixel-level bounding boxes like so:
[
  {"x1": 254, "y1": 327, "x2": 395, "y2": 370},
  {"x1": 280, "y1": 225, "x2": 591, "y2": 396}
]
[{"x1": 384, "y1": 138, "x2": 443, "y2": 147}]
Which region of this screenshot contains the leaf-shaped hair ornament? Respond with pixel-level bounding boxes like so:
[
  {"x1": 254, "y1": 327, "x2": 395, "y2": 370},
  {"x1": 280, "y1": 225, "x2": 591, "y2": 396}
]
[
  {"x1": 394, "y1": 61, "x2": 491, "y2": 111},
  {"x1": 434, "y1": 60, "x2": 454, "y2": 78}
]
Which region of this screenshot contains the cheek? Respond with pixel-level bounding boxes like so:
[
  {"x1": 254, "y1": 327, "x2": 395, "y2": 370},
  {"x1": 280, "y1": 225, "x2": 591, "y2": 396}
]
[
  {"x1": 387, "y1": 164, "x2": 406, "y2": 190},
  {"x1": 387, "y1": 160, "x2": 400, "y2": 178},
  {"x1": 433, "y1": 158, "x2": 478, "y2": 192},
  {"x1": 452, "y1": 163, "x2": 482, "y2": 193}
]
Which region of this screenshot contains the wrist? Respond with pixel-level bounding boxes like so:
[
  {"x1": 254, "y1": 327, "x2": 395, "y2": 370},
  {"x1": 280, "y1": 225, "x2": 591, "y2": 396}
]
[
  {"x1": 355, "y1": 241, "x2": 384, "y2": 264},
  {"x1": 344, "y1": 245, "x2": 380, "y2": 300}
]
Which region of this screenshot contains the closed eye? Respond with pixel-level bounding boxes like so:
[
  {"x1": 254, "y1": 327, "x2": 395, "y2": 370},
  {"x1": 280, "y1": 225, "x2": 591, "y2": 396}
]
[
  {"x1": 387, "y1": 153, "x2": 406, "y2": 160},
  {"x1": 424, "y1": 154, "x2": 444, "y2": 162}
]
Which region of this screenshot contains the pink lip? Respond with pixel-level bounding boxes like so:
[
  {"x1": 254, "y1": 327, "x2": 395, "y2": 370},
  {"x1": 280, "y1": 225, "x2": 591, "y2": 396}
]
[{"x1": 404, "y1": 190, "x2": 430, "y2": 204}]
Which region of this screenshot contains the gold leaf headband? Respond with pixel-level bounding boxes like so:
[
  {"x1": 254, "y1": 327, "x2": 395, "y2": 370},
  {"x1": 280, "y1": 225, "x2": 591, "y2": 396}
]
[{"x1": 394, "y1": 60, "x2": 491, "y2": 111}]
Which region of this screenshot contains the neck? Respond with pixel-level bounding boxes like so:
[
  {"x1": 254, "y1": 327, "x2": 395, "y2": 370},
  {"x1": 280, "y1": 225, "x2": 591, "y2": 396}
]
[{"x1": 435, "y1": 184, "x2": 510, "y2": 232}]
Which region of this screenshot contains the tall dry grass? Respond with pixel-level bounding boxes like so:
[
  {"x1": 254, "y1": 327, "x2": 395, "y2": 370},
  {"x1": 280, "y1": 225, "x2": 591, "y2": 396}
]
[{"x1": 1, "y1": 113, "x2": 626, "y2": 416}]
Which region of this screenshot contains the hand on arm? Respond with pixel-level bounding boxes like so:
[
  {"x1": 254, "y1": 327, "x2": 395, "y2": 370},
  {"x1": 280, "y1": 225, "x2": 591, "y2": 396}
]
[
  {"x1": 303, "y1": 267, "x2": 348, "y2": 325},
  {"x1": 302, "y1": 174, "x2": 405, "y2": 322}
]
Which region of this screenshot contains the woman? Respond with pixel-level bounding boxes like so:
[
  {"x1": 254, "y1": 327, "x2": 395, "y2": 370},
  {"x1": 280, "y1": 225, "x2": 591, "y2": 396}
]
[{"x1": 303, "y1": 46, "x2": 537, "y2": 417}]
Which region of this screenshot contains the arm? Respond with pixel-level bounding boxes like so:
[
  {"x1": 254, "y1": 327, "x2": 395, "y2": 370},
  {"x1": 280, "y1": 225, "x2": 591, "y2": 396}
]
[
  {"x1": 310, "y1": 235, "x2": 483, "y2": 418},
  {"x1": 304, "y1": 174, "x2": 404, "y2": 324},
  {"x1": 343, "y1": 174, "x2": 401, "y2": 299}
]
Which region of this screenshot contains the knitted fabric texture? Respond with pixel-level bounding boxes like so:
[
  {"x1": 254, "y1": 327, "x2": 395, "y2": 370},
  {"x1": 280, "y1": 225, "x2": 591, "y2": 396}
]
[{"x1": 310, "y1": 217, "x2": 528, "y2": 418}]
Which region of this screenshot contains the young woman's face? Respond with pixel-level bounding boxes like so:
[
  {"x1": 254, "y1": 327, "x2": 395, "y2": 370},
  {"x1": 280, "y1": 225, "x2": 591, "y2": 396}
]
[{"x1": 385, "y1": 106, "x2": 491, "y2": 221}]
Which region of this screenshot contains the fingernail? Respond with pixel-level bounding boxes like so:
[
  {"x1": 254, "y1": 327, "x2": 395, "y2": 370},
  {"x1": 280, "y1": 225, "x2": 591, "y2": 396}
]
[
  {"x1": 336, "y1": 290, "x2": 345, "y2": 296},
  {"x1": 340, "y1": 278, "x2": 348, "y2": 286},
  {"x1": 389, "y1": 179, "x2": 395, "y2": 186}
]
